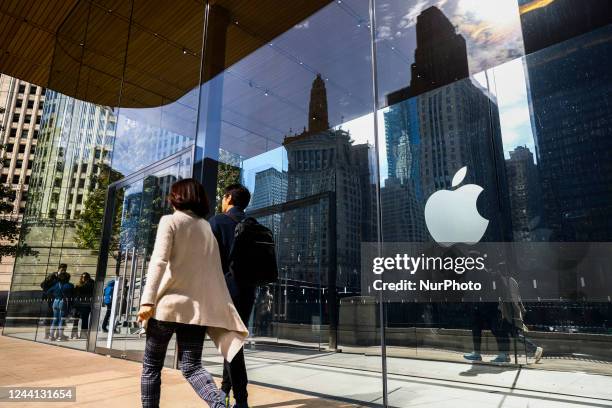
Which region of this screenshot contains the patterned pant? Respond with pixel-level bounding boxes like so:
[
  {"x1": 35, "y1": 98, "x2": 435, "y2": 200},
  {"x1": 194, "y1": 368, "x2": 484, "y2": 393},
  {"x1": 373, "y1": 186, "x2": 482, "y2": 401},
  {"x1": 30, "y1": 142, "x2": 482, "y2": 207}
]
[{"x1": 141, "y1": 318, "x2": 226, "y2": 408}]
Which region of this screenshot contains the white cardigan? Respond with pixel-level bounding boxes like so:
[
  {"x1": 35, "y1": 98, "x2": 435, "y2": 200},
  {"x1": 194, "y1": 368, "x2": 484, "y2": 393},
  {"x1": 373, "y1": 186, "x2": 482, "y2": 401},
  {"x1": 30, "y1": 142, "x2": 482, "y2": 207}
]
[{"x1": 140, "y1": 210, "x2": 248, "y2": 362}]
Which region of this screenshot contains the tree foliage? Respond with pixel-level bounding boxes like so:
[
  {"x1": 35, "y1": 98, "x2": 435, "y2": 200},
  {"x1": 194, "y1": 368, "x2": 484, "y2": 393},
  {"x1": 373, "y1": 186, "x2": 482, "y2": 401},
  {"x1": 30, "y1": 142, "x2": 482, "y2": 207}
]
[
  {"x1": 0, "y1": 143, "x2": 35, "y2": 261},
  {"x1": 0, "y1": 184, "x2": 20, "y2": 261},
  {"x1": 216, "y1": 162, "x2": 241, "y2": 213},
  {"x1": 75, "y1": 165, "x2": 124, "y2": 254}
]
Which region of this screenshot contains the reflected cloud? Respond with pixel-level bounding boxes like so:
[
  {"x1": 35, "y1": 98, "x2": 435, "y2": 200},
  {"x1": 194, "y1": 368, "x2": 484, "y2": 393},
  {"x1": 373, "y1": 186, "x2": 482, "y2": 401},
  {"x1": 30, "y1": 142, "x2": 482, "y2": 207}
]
[{"x1": 375, "y1": 0, "x2": 525, "y2": 102}]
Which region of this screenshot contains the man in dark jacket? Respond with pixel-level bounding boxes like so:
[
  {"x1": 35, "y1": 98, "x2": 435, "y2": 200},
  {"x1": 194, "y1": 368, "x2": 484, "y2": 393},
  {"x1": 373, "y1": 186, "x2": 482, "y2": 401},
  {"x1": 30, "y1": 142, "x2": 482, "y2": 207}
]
[{"x1": 209, "y1": 183, "x2": 255, "y2": 408}]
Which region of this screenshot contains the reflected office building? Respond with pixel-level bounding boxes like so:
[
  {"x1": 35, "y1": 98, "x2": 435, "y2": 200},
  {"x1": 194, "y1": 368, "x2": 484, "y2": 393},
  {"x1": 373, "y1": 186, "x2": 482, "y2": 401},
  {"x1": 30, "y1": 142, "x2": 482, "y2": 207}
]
[
  {"x1": 520, "y1": 0, "x2": 612, "y2": 241},
  {"x1": 1, "y1": 0, "x2": 612, "y2": 405},
  {"x1": 279, "y1": 74, "x2": 376, "y2": 295},
  {"x1": 383, "y1": 6, "x2": 512, "y2": 243}
]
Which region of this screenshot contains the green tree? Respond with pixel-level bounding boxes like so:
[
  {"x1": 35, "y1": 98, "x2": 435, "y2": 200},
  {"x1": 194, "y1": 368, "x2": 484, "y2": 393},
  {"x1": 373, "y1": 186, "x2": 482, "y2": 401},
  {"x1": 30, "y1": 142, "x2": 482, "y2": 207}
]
[
  {"x1": 0, "y1": 184, "x2": 20, "y2": 260},
  {"x1": 0, "y1": 143, "x2": 35, "y2": 261},
  {"x1": 75, "y1": 165, "x2": 124, "y2": 255},
  {"x1": 216, "y1": 162, "x2": 241, "y2": 213}
]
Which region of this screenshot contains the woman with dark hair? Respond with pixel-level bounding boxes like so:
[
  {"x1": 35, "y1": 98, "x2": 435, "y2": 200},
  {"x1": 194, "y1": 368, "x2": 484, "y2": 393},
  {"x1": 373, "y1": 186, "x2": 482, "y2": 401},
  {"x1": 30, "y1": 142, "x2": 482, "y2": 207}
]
[
  {"x1": 137, "y1": 178, "x2": 248, "y2": 408},
  {"x1": 71, "y1": 272, "x2": 94, "y2": 339},
  {"x1": 45, "y1": 270, "x2": 74, "y2": 341}
]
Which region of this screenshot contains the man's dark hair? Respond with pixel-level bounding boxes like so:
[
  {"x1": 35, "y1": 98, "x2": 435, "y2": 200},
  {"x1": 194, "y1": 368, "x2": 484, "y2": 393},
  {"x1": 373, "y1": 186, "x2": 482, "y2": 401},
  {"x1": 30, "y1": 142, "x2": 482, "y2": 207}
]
[
  {"x1": 169, "y1": 178, "x2": 210, "y2": 217},
  {"x1": 58, "y1": 263, "x2": 67, "y2": 271},
  {"x1": 224, "y1": 183, "x2": 251, "y2": 210}
]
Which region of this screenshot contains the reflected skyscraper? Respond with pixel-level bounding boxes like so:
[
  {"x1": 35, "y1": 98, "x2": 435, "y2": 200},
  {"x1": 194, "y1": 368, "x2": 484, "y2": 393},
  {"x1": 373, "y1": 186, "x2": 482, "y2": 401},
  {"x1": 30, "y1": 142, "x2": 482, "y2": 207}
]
[
  {"x1": 519, "y1": 0, "x2": 612, "y2": 54},
  {"x1": 251, "y1": 167, "x2": 288, "y2": 239},
  {"x1": 383, "y1": 6, "x2": 512, "y2": 242},
  {"x1": 280, "y1": 74, "x2": 374, "y2": 290},
  {"x1": 505, "y1": 146, "x2": 543, "y2": 241},
  {"x1": 252, "y1": 168, "x2": 288, "y2": 210},
  {"x1": 409, "y1": 6, "x2": 470, "y2": 98},
  {"x1": 521, "y1": 6, "x2": 612, "y2": 240}
]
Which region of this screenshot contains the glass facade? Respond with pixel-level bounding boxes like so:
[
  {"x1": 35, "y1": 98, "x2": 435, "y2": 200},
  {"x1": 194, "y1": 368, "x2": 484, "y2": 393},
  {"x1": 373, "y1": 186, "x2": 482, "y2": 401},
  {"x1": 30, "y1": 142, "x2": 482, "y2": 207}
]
[{"x1": 3, "y1": 0, "x2": 612, "y2": 405}]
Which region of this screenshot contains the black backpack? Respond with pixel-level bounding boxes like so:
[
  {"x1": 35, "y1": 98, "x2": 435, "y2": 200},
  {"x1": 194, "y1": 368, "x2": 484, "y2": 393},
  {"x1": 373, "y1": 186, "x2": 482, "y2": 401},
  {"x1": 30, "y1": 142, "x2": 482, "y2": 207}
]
[{"x1": 228, "y1": 215, "x2": 278, "y2": 285}]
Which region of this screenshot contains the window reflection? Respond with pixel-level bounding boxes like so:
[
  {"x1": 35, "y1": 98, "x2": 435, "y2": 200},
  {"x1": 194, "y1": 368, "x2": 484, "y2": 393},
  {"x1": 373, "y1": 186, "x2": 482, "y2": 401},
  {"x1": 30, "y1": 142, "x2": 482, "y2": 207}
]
[
  {"x1": 375, "y1": 0, "x2": 524, "y2": 106},
  {"x1": 380, "y1": 5, "x2": 511, "y2": 243}
]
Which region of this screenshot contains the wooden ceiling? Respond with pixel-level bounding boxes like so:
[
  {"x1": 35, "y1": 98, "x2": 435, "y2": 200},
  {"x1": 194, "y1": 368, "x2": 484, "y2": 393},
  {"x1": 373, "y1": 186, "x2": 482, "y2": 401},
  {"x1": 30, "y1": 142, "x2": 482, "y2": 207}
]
[{"x1": 0, "y1": 0, "x2": 332, "y2": 108}]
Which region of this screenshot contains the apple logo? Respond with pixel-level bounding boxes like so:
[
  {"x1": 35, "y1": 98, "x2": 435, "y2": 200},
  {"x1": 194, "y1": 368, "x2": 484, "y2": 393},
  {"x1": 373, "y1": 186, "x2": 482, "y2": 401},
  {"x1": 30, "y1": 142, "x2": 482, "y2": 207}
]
[{"x1": 424, "y1": 166, "x2": 489, "y2": 246}]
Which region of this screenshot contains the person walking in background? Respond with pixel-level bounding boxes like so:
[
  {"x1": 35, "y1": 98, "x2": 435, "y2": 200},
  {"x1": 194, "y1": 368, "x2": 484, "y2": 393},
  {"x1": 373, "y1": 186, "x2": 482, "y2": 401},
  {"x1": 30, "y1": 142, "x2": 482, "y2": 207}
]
[
  {"x1": 499, "y1": 273, "x2": 544, "y2": 364},
  {"x1": 137, "y1": 178, "x2": 248, "y2": 408},
  {"x1": 101, "y1": 278, "x2": 116, "y2": 333},
  {"x1": 256, "y1": 286, "x2": 274, "y2": 337},
  {"x1": 40, "y1": 264, "x2": 65, "y2": 339},
  {"x1": 209, "y1": 184, "x2": 255, "y2": 408},
  {"x1": 463, "y1": 302, "x2": 511, "y2": 363},
  {"x1": 45, "y1": 270, "x2": 74, "y2": 341},
  {"x1": 464, "y1": 259, "x2": 511, "y2": 363},
  {"x1": 71, "y1": 272, "x2": 94, "y2": 339}
]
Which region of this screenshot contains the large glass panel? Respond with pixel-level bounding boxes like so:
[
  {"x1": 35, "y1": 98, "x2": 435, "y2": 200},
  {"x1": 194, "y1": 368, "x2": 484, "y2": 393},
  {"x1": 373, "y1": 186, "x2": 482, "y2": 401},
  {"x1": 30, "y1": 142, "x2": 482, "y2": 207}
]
[
  {"x1": 3, "y1": 0, "x2": 127, "y2": 349},
  {"x1": 95, "y1": 149, "x2": 192, "y2": 363},
  {"x1": 3, "y1": 0, "x2": 204, "y2": 354},
  {"x1": 375, "y1": 0, "x2": 612, "y2": 405},
  {"x1": 195, "y1": 0, "x2": 384, "y2": 404}
]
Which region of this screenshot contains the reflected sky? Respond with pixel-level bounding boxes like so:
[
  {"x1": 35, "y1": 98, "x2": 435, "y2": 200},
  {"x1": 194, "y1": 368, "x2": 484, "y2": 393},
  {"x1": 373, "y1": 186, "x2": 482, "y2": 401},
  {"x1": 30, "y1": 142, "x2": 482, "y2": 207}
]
[
  {"x1": 375, "y1": 0, "x2": 524, "y2": 105},
  {"x1": 479, "y1": 58, "x2": 535, "y2": 161},
  {"x1": 213, "y1": 0, "x2": 527, "y2": 169}
]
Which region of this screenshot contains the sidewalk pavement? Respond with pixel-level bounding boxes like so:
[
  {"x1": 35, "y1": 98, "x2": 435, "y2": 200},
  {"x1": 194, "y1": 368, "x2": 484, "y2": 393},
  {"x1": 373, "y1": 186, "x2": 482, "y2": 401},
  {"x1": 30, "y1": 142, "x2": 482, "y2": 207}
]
[{"x1": 0, "y1": 335, "x2": 357, "y2": 408}]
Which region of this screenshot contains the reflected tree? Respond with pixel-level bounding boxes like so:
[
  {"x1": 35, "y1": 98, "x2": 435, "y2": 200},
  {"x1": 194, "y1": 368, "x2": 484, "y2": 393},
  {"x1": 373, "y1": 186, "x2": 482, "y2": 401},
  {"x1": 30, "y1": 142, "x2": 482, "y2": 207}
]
[
  {"x1": 216, "y1": 162, "x2": 241, "y2": 213},
  {"x1": 75, "y1": 164, "x2": 124, "y2": 257}
]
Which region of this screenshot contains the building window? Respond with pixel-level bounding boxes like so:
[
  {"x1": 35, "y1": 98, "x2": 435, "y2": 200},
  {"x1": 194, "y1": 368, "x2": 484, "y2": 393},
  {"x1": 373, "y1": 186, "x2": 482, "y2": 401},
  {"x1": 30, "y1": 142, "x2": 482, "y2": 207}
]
[
  {"x1": 18, "y1": 84, "x2": 26, "y2": 94},
  {"x1": 27, "y1": 100, "x2": 34, "y2": 109},
  {"x1": 10, "y1": 128, "x2": 17, "y2": 138},
  {"x1": 29, "y1": 87, "x2": 36, "y2": 95},
  {"x1": 18, "y1": 144, "x2": 26, "y2": 154},
  {"x1": 16, "y1": 160, "x2": 23, "y2": 168},
  {"x1": 33, "y1": 130, "x2": 39, "y2": 139},
  {"x1": 15, "y1": 99, "x2": 23, "y2": 108},
  {"x1": 0, "y1": 175, "x2": 7, "y2": 184},
  {"x1": 24, "y1": 115, "x2": 32, "y2": 123},
  {"x1": 12, "y1": 175, "x2": 20, "y2": 184},
  {"x1": 6, "y1": 144, "x2": 13, "y2": 153},
  {"x1": 12, "y1": 114, "x2": 20, "y2": 123}
]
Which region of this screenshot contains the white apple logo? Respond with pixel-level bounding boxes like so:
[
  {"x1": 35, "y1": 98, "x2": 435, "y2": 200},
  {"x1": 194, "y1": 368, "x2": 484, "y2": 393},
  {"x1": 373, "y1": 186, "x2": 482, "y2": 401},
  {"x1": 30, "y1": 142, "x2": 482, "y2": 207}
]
[{"x1": 424, "y1": 166, "x2": 489, "y2": 246}]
